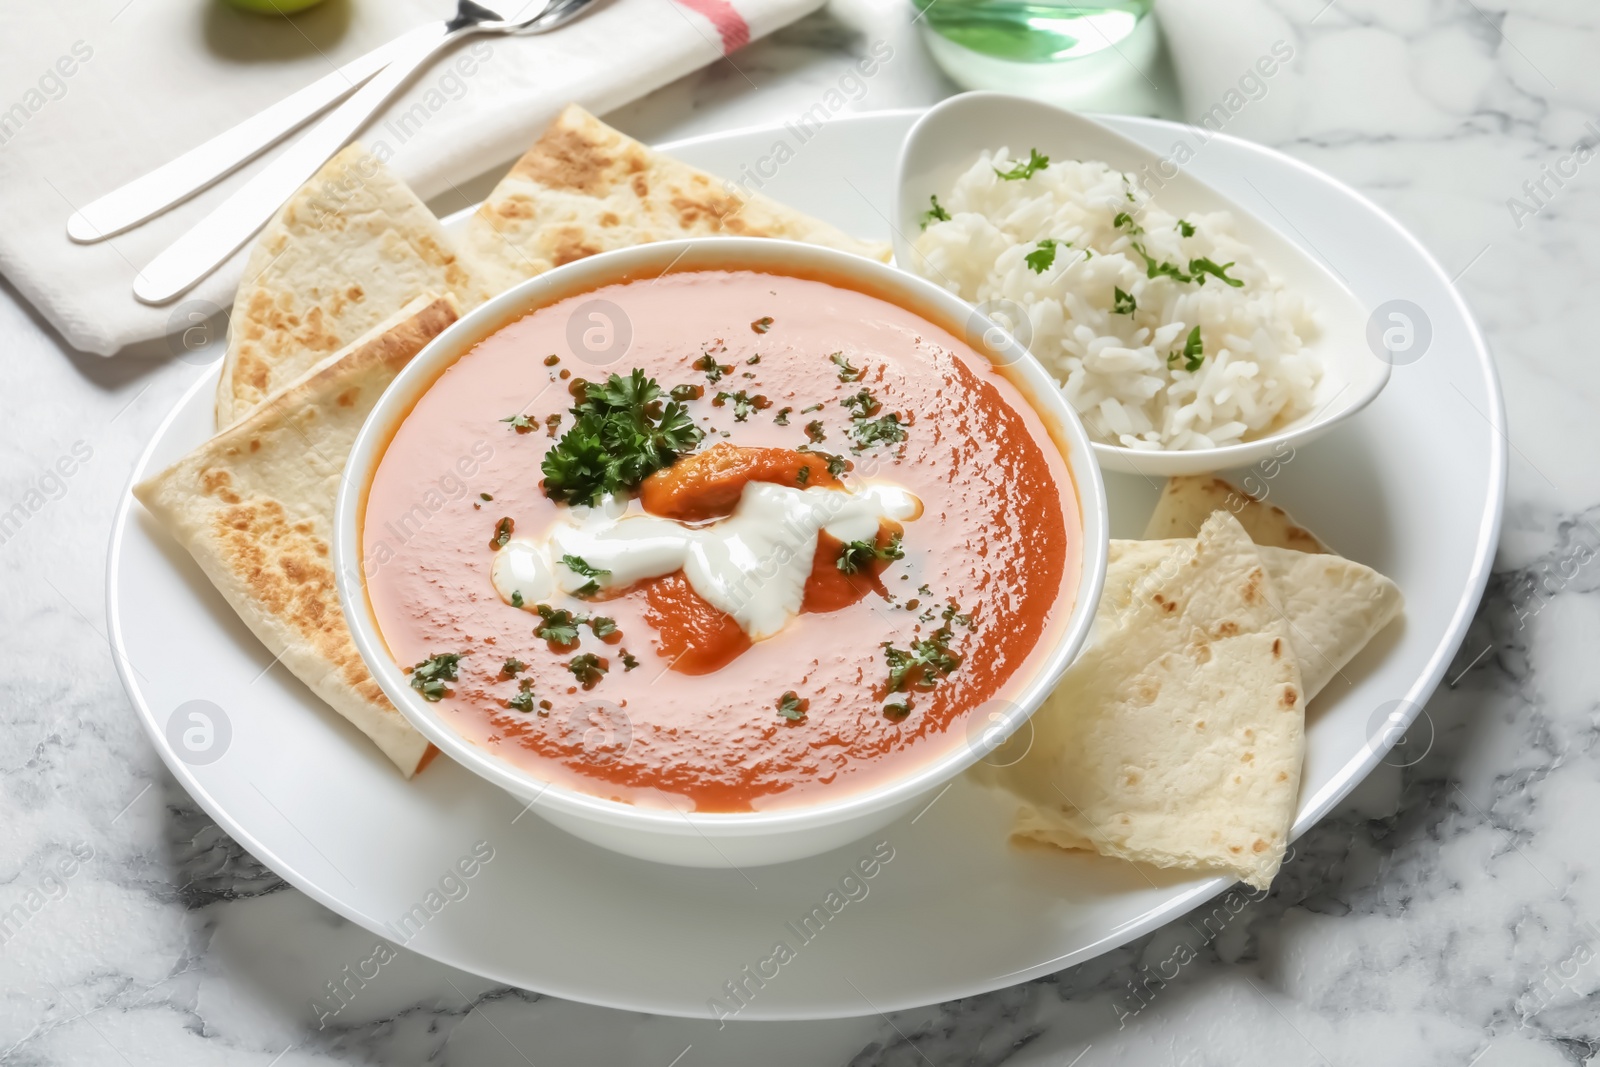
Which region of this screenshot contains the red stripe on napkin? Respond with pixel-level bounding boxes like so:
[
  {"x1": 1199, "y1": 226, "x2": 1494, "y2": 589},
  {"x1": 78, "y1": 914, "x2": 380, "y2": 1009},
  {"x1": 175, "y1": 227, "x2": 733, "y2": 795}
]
[{"x1": 671, "y1": 0, "x2": 750, "y2": 53}]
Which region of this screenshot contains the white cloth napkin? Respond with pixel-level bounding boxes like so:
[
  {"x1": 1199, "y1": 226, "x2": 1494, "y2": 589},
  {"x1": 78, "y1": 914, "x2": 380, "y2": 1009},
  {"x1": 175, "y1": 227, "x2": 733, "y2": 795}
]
[{"x1": 0, "y1": 0, "x2": 821, "y2": 357}]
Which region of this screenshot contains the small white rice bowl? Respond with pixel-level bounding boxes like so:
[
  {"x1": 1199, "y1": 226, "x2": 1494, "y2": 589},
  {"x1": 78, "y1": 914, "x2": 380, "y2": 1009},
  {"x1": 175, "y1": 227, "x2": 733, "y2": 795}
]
[{"x1": 911, "y1": 150, "x2": 1322, "y2": 451}]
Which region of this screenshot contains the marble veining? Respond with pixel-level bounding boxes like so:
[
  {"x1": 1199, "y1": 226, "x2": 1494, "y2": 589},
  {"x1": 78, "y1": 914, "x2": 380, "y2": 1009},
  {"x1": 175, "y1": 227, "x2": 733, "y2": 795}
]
[{"x1": 3, "y1": 0, "x2": 1599, "y2": 1063}]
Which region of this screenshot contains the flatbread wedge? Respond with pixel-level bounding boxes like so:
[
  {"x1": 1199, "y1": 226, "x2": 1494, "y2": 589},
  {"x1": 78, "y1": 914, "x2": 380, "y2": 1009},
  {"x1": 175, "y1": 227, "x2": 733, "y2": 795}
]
[
  {"x1": 462, "y1": 104, "x2": 892, "y2": 296},
  {"x1": 1143, "y1": 475, "x2": 1327, "y2": 553},
  {"x1": 1105, "y1": 537, "x2": 1403, "y2": 700},
  {"x1": 216, "y1": 143, "x2": 487, "y2": 429},
  {"x1": 1001, "y1": 513, "x2": 1305, "y2": 889},
  {"x1": 137, "y1": 295, "x2": 460, "y2": 776}
]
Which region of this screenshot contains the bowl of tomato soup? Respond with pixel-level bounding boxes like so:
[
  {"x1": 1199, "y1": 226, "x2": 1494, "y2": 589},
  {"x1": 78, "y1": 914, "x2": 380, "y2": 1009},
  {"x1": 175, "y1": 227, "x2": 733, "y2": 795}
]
[{"x1": 335, "y1": 238, "x2": 1107, "y2": 867}]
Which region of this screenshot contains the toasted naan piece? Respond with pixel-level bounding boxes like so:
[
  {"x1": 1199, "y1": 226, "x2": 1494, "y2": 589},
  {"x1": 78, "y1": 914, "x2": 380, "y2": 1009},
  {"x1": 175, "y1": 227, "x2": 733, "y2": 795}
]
[
  {"x1": 216, "y1": 144, "x2": 486, "y2": 428},
  {"x1": 462, "y1": 104, "x2": 892, "y2": 295},
  {"x1": 1143, "y1": 475, "x2": 1327, "y2": 553},
  {"x1": 137, "y1": 296, "x2": 459, "y2": 775},
  {"x1": 1105, "y1": 536, "x2": 1402, "y2": 700},
  {"x1": 1001, "y1": 513, "x2": 1305, "y2": 889}
]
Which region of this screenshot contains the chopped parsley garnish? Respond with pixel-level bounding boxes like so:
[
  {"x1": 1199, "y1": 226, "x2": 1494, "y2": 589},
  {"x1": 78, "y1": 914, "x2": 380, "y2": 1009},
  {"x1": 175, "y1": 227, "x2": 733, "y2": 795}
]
[
  {"x1": 621, "y1": 649, "x2": 640, "y2": 671},
  {"x1": 751, "y1": 317, "x2": 774, "y2": 334},
  {"x1": 941, "y1": 602, "x2": 973, "y2": 627},
  {"x1": 840, "y1": 390, "x2": 881, "y2": 419},
  {"x1": 501, "y1": 413, "x2": 535, "y2": 433},
  {"x1": 796, "y1": 465, "x2": 811, "y2": 485},
  {"x1": 777, "y1": 691, "x2": 808, "y2": 722},
  {"x1": 1025, "y1": 239, "x2": 1058, "y2": 275},
  {"x1": 1177, "y1": 219, "x2": 1197, "y2": 237},
  {"x1": 561, "y1": 554, "x2": 610, "y2": 597},
  {"x1": 1188, "y1": 257, "x2": 1244, "y2": 287},
  {"x1": 747, "y1": 355, "x2": 761, "y2": 365},
  {"x1": 1150, "y1": 259, "x2": 1191, "y2": 283},
  {"x1": 838, "y1": 388, "x2": 903, "y2": 450},
  {"x1": 1112, "y1": 211, "x2": 1144, "y2": 235},
  {"x1": 669, "y1": 383, "x2": 704, "y2": 403},
  {"x1": 1113, "y1": 287, "x2": 1137, "y2": 315},
  {"x1": 837, "y1": 532, "x2": 904, "y2": 575},
  {"x1": 805, "y1": 420, "x2": 827, "y2": 443},
  {"x1": 510, "y1": 590, "x2": 524, "y2": 609},
  {"x1": 541, "y1": 370, "x2": 703, "y2": 507},
  {"x1": 917, "y1": 583, "x2": 932, "y2": 597},
  {"x1": 774, "y1": 407, "x2": 792, "y2": 426},
  {"x1": 587, "y1": 615, "x2": 617, "y2": 638},
  {"x1": 800, "y1": 403, "x2": 824, "y2": 414},
  {"x1": 480, "y1": 492, "x2": 493, "y2": 501},
  {"x1": 837, "y1": 540, "x2": 876, "y2": 575},
  {"x1": 567, "y1": 653, "x2": 607, "y2": 689},
  {"x1": 1127, "y1": 242, "x2": 1244, "y2": 290},
  {"x1": 883, "y1": 697, "x2": 911, "y2": 721},
  {"x1": 502, "y1": 658, "x2": 527, "y2": 676},
  {"x1": 491, "y1": 516, "x2": 514, "y2": 549},
  {"x1": 920, "y1": 194, "x2": 951, "y2": 229},
  {"x1": 994, "y1": 148, "x2": 1049, "y2": 181},
  {"x1": 882, "y1": 627, "x2": 961, "y2": 693},
  {"x1": 714, "y1": 390, "x2": 768, "y2": 422},
  {"x1": 1132, "y1": 243, "x2": 1192, "y2": 283},
  {"x1": 507, "y1": 689, "x2": 535, "y2": 713},
  {"x1": 830, "y1": 352, "x2": 860, "y2": 382},
  {"x1": 693, "y1": 353, "x2": 731, "y2": 383},
  {"x1": 1176, "y1": 325, "x2": 1204, "y2": 372},
  {"x1": 408, "y1": 653, "x2": 463, "y2": 702},
  {"x1": 850, "y1": 413, "x2": 906, "y2": 451},
  {"x1": 798, "y1": 446, "x2": 848, "y2": 478},
  {"x1": 535, "y1": 605, "x2": 585, "y2": 647}
]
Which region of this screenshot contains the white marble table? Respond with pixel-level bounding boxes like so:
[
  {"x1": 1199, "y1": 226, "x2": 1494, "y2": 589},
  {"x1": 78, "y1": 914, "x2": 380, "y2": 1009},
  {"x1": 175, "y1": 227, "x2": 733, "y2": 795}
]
[{"x1": 4, "y1": 0, "x2": 1598, "y2": 1063}]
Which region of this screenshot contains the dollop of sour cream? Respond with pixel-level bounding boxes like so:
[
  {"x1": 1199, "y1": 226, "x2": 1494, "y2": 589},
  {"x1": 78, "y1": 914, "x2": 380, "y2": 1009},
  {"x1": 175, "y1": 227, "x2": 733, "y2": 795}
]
[{"x1": 491, "y1": 480, "x2": 921, "y2": 640}]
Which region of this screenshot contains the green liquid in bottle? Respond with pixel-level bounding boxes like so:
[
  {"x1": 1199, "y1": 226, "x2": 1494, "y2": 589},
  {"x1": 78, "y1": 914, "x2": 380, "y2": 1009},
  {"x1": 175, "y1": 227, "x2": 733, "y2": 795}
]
[{"x1": 913, "y1": 0, "x2": 1153, "y2": 65}]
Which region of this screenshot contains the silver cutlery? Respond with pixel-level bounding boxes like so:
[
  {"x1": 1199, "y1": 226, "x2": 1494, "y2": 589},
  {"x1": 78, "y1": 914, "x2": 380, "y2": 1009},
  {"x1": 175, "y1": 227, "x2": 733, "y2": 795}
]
[
  {"x1": 65, "y1": 25, "x2": 433, "y2": 243},
  {"x1": 92, "y1": 0, "x2": 600, "y2": 305}
]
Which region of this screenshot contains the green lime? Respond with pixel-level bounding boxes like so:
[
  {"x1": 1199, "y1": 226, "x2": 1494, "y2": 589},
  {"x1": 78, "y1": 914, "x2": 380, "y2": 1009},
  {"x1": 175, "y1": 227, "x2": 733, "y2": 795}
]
[{"x1": 221, "y1": 0, "x2": 330, "y2": 14}]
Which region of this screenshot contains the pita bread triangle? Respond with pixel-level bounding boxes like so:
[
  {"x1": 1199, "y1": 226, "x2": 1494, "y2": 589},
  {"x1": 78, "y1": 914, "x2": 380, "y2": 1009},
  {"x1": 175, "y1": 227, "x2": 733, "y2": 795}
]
[
  {"x1": 461, "y1": 104, "x2": 892, "y2": 297},
  {"x1": 1105, "y1": 538, "x2": 1402, "y2": 701},
  {"x1": 1001, "y1": 512, "x2": 1305, "y2": 889},
  {"x1": 216, "y1": 143, "x2": 488, "y2": 429},
  {"x1": 137, "y1": 294, "x2": 459, "y2": 775},
  {"x1": 1143, "y1": 474, "x2": 1327, "y2": 553},
  {"x1": 1000, "y1": 485, "x2": 1402, "y2": 888}
]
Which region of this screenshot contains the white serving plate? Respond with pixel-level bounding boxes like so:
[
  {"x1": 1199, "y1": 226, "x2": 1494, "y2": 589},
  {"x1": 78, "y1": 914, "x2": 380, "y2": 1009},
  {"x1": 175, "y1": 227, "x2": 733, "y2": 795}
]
[{"x1": 108, "y1": 110, "x2": 1504, "y2": 1020}]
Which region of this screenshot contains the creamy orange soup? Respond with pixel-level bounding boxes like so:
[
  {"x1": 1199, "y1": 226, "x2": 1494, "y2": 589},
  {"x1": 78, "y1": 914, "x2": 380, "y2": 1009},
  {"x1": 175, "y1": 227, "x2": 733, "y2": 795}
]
[{"x1": 363, "y1": 269, "x2": 1079, "y2": 811}]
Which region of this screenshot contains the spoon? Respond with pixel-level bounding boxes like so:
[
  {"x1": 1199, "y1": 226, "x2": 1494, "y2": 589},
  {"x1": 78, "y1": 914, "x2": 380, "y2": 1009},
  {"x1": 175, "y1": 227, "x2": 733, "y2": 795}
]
[
  {"x1": 891, "y1": 91, "x2": 1388, "y2": 477},
  {"x1": 130, "y1": 0, "x2": 601, "y2": 306}
]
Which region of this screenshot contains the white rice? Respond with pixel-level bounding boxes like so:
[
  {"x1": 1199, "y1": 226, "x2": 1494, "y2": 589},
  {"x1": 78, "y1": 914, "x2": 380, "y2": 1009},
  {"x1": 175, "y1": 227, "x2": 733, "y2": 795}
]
[{"x1": 911, "y1": 150, "x2": 1322, "y2": 451}]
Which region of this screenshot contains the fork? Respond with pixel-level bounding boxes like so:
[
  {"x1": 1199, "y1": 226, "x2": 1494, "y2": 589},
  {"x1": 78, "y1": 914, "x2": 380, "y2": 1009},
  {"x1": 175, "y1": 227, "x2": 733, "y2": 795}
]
[{"x1": 106, "y1": 0, "x2": 599, "y2": 305}]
